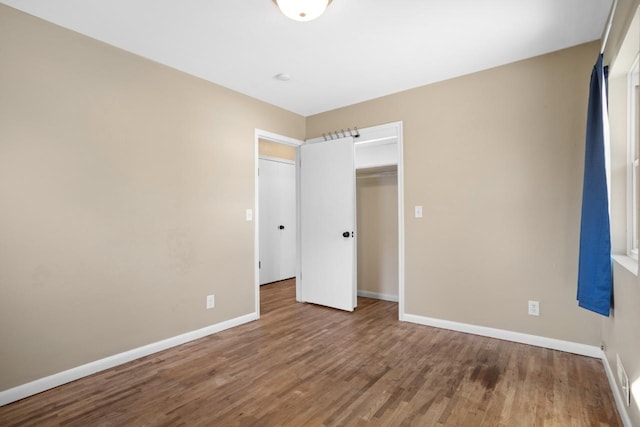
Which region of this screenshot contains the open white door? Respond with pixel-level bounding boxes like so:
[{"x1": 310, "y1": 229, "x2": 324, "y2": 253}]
[{"x1": 300, "y1": 137, "x2": 356, "y2": 311}]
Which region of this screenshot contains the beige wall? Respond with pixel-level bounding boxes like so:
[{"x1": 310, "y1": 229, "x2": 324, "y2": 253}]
[
  {"x1": 603, "y1": 1, "x2": 640, "y2": 424},
  {"x1": 0, "y1": 5, "x2": 304, "y2": 391},
  {"x1": 308, "y1": 42, "x2": 603, "y2": 346},
  {"x1": 258, "y1": 139, "x2": 296, "y2": 161},
  {"x1": 356, "y1": 171, "x2": 398, "y2": 298}
]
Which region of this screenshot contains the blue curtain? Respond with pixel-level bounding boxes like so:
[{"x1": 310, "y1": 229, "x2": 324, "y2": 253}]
[{"x1": 577, "y1": 54, "x2": 612, "y2": 317}]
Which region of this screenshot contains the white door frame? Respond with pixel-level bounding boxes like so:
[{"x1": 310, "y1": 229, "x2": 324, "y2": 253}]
[
  {"x1": 254, "y1": 129, "x2": 303, "y2": 318},
  {"x1": 303, "y1": 121, "x2": 405, "y2": 320}
]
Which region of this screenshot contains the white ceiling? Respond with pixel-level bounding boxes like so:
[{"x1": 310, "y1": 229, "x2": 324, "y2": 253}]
[{"x1": 1, "y1": 0, "x2": 613, "y2": 116}]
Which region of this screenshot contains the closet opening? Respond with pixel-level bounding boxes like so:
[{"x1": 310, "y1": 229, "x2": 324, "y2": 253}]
[
  {"x1": 356, "y1": 165, "x2": 399, "y2": 302},
  {"x1": 297, "y1": 122, "x2": 404, "y2": 316},
  {"x1": 353, "y1": 126, "x2": 401, "y2": 304}
]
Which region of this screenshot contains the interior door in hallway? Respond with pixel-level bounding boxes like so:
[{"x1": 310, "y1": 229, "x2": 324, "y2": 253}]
[
  {"x1": 300, "y1": 137, "x2": 356, "y2": 311},
  {"x1": 259, "y1": 158, "x2": 296, "y2": 285}
]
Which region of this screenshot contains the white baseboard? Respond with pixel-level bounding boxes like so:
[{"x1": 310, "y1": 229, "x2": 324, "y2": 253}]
[
  {"x1": 402, "y1": 313, "x2": 602, "y2": 358},
  {"x1": 602, "y1": 352, "x2": 633, "y2": 427},
  {"x1": 0, "y1": 312, "x2": 258, "y2": 407},
  {"x1": 357, "y1": 290, "x2": 399, "y2": 302}
]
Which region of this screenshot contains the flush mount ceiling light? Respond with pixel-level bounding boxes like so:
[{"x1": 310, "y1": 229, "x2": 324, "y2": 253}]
[{"x1": 273, "y1": 0, "x2": 333, "y2": 22}]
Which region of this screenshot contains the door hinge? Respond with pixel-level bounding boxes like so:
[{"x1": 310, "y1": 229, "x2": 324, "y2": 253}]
[{"x1": 259, "y1": 261, "x2": 261, "y2": 269}]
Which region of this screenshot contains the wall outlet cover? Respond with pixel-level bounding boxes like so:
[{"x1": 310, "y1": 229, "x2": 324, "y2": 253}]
[
  {"x1": 206, "y1": 294, "x2": 215, "y2": 309},
  {"x1": 528, "y1": 300, "x2": 539, "y2": 316}
]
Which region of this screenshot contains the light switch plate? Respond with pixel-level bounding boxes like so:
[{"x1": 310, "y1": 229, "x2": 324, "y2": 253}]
[{"x1": 414, "y1": 206, "x2": 423, "y2": 218}]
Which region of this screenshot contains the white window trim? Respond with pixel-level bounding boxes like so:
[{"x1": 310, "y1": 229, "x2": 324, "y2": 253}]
[{"x1": 626, "y1": 54, "x2": 639, "y2": 260}]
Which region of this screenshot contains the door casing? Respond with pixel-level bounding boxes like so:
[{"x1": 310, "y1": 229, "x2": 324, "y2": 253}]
[{"x1": 254, "y1": 130, "x2": 303, "y2": 317}]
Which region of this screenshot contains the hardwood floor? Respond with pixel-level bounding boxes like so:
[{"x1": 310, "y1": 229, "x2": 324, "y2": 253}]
[{"x1": 0, "y1": 279, "x2": 622, "y2": 426}]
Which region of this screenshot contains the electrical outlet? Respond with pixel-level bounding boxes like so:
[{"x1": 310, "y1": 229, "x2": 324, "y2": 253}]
[
  {"x1": 528, "y1": 300, "x2": 539, "y2": 316},
  {"x1": 206, "y1": 294, "x2": 215, "y2": 309}
]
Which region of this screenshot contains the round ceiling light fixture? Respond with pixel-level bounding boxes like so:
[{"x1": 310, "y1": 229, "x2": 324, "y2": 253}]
[{"x1": 274, "y1": 0, "x2": 333, "y2": 22}]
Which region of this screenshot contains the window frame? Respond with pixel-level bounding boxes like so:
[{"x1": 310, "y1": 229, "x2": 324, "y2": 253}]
[{"x1": 626, "y1": 54, "x2": 639, "y2": 260}]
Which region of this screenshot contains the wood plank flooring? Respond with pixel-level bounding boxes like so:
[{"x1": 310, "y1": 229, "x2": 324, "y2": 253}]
[{"x1": 0, "y1": 279, "x2": 622, "y2": 426}]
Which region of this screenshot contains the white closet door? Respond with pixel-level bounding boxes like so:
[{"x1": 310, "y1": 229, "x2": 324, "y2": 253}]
[
  {"x1": 300, "y1": 137, "x2": 356, "y2": 311},
  {"x1": 259, "y1": 158, "x2": 296, "y2": 285}
]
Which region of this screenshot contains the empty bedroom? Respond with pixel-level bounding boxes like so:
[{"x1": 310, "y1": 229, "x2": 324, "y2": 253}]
[{"x1": 1, "y1": 0, "x2": 639, "y2": 425}]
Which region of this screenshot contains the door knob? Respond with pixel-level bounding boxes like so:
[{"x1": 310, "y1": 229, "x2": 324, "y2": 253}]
[
  {"x1": 279, "y1": 225, "x2": 285, "y2": 230},
  {"x1": 342, "y1": 231, "x2": 350, "y2": 238}
]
